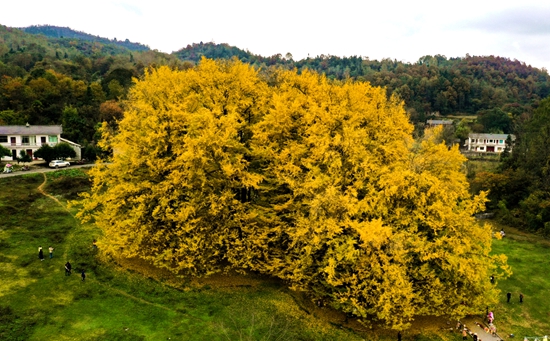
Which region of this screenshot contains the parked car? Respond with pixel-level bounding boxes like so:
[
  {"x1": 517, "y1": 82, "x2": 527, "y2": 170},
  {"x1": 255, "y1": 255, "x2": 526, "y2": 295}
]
[{"x1": 49, "y1": 160, "x2": 70, "y2": 168}]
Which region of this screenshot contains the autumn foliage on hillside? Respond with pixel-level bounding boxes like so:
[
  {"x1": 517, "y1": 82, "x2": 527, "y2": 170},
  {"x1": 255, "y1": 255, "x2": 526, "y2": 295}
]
[{"x1": 78, "y1": 59, "x2": 509, "y2": 329}]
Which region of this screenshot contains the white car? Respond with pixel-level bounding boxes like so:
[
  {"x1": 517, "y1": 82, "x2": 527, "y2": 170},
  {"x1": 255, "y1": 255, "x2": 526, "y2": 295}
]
[{"x1": 49, "y1": 160, "x2": 70, "y2": 168}]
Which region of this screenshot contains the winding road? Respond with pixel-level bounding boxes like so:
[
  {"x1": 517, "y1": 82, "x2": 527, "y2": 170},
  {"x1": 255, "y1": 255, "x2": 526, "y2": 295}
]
[{"x1": 0, "y1": 162, "x2": 97, "y2": 178}]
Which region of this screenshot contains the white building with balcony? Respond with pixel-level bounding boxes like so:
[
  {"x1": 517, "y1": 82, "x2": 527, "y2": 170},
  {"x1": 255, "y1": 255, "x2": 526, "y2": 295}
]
[
  {"x1": 465, "y1": 133, "x2": 515, "y2": 153},
  {"x1": 0, "y1": 124, "x2": 81, "y2": 161}
]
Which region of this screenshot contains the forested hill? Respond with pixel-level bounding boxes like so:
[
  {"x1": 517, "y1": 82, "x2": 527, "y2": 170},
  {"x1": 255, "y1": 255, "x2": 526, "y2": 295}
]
[
  {"x1": 16, "y1": 26, "x2": 550, "y2": 119},
  {"x1": 175, "y1": 42, "x2": 550, "y2": 119},
  {"x1": 2, "y1": 23, "x2": 550, "y2": 148},
  {"x1": 0, "y1": 24, "x2": 184, "y2": 155},
  {"x1": 21, "y1": 25, "x2": 150, "y2": 52},
  {"x1": 174, "y1": 42, "x2": 253, "y2": 62}
]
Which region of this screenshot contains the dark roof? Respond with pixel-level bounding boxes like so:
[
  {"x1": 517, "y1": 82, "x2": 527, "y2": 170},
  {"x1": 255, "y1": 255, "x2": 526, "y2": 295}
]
[
  {"x1": 0, "y1": 125, "x2": 62, "y2": 135},
  {"x1": 469, "y1": 133, "x2": 516, "y2": 140},
  {"x1": 427, "y1": 119, "x2": 453, "y2": 125}
]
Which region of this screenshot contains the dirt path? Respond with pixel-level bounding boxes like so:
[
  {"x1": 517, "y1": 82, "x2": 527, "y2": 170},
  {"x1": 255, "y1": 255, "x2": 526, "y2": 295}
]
[
  {"x1": 31, "y1": 172, "x2": 196, "y2": 319},
  {"x1": 37, "y1": 172, "x2": 69, "y2": 213}
]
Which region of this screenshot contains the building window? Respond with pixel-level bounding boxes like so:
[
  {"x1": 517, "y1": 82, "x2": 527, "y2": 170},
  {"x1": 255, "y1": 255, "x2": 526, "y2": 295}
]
[
  {"x1": 21, "y1": 136, "x2": 37, "y2": 145},
  {"x1": 499, "y1": 140, "x2": 504, "y2": 144},
  {"x1": 48, "y1": 136, "x2": 58, "y2": 143},
  {"x1": 0, "y1": 135, "x2": 7, "y2": 143}
]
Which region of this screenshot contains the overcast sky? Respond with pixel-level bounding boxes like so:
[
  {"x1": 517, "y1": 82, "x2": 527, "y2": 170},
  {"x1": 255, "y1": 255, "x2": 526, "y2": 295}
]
[{"x1": 2, "y1": 1, "x2": 549, "y2": 70}]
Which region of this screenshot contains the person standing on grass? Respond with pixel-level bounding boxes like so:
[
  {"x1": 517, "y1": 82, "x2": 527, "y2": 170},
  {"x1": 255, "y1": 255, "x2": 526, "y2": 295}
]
[
  {"x1": 65, "y1": 261, "x2": 72, "y2": 276},
  {"x1": 81, "y1": 270, "x2": 86, "y2": 281},
  {"x1": 519, "y1": 293, "x2": 524, "y2": 303},
  {"x1": 49, "y1": 246, "x2": 54, "y2": 259},
  {"x1": 507, "y1": 292, "x2": 511, "y2": 303},
  {"x1": 397, "y1": 331, "x2": 402, "y2": 341},
  {"x1": 38, "y1": 246, "x2": 44, "y2": 261},
  {"x1": 462, "y1": 328, "x2": 468, "y2": 340}
]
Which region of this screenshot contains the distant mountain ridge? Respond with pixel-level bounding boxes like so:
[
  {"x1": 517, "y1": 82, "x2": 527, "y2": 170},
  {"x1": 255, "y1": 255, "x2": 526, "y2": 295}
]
[
  {"x1": 6, "y1": 23, "x2": 550, "y2": 121},
  {"x1": 21, "y1": 25, "x2": 150, "y2": 52}
]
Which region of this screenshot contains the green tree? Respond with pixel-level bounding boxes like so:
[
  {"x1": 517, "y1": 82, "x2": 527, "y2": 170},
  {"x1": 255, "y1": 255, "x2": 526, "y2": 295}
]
[
  {"x1": 0, "y1": 145, "x2": 11, "y2": 158},
  {"x1": 81, "y1": 144, "x2": 98, "y2": 161},
  {"x1": 107, "y1": 79, "x2": 124, "y2": 100},
  {"x1": 455, "y1": 118, "x2": 472, "y2": 144},
  {"x1": 477, "y1": 108, "x2": 512, "y2": 133},
  {"x1": 499, "y1": 134, "x2": 513, "y2": 163},
  {"x1": 497, "y1": 97, "x2": 550, "y2": 232},
  {"x1": 18, "y1": 150, "x2": 32, "y2": 163},
  {"x1": 33, "y1": 144, "x2": 56, "y2": 163},
  {"x1": 54, "y1": 142, "x2": 77, "y2": 159},
  {"x1": 61, "y1": 106, "x2": 86, "y2": 142},
  {"x1": 0, "y1": 110, "x2": 27, "y2": 125},
  {"x1": 61, "y1": 105, "x2": 99, "y2": 143}
]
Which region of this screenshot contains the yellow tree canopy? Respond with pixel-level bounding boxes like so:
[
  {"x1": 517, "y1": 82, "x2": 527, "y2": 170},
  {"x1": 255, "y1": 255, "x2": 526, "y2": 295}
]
[
  {"x1": 78, "y1": 59, "x2": 509, "y2": 329},
  {"x1": 79, "y1": 59, "x2": 269, "y2": 275}
]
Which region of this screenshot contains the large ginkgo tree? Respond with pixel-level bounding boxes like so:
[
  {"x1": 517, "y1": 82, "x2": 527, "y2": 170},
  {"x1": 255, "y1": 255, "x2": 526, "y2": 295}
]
[{"x1": 78, "y1": 58, "x2": 509, "y2": 329}]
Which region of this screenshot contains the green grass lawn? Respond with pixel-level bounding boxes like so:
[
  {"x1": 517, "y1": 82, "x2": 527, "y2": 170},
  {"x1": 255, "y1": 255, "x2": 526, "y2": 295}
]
[
  {"x1": 1, "y1": 170, "x2": 548, "y2": 340},
  {"x1": 488, "y1": 224, "x2": 550, "y2": 338},
  {"x1": 0, "y1": 171, "x2": 362, "y2": 341}
]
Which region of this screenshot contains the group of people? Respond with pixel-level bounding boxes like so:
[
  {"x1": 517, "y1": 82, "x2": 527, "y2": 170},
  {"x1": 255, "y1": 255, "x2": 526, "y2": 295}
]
[
  {"x1": 470, "y1": 290, "x2": 527, "y2": 339},
  {"x1": 64, "y1": 261, "x2": 86, "y2": 281},
  {"x1": 462, "y1": 326, "x2": 483, "y2": 341},
  {"x1": 507, "y1": 291, "x2": 524, "y2": 303},
  {"x1": 461, "y1": 325, "x2": 496, "y2": 341},
  {"x1": 38, "y1": 245, "x2": 86, "y2": 281},
  {"x1": 457, "y1": 310, "x2": 499, "y2": 341},
  {"x1": 37, "y1": 246, "x2": 54, "y2": 260}
]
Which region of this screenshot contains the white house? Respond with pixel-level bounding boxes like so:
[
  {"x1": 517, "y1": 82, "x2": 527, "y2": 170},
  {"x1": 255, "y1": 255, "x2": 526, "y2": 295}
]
[
  {"x1": 465, "y1": 133, "x2": 515, "y2": 153},
  {"x1": 0, "y1": 124, "x2": 81, "y2": 161}
]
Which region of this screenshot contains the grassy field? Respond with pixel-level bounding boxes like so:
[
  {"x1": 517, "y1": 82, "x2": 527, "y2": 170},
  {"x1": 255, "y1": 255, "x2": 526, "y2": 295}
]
[
  {"x1": 0, "y1": 170, "x2": 548, "y2": 340},
  {"x1": 487, "y1": 223, "x2": 550, "y2": 339}
]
